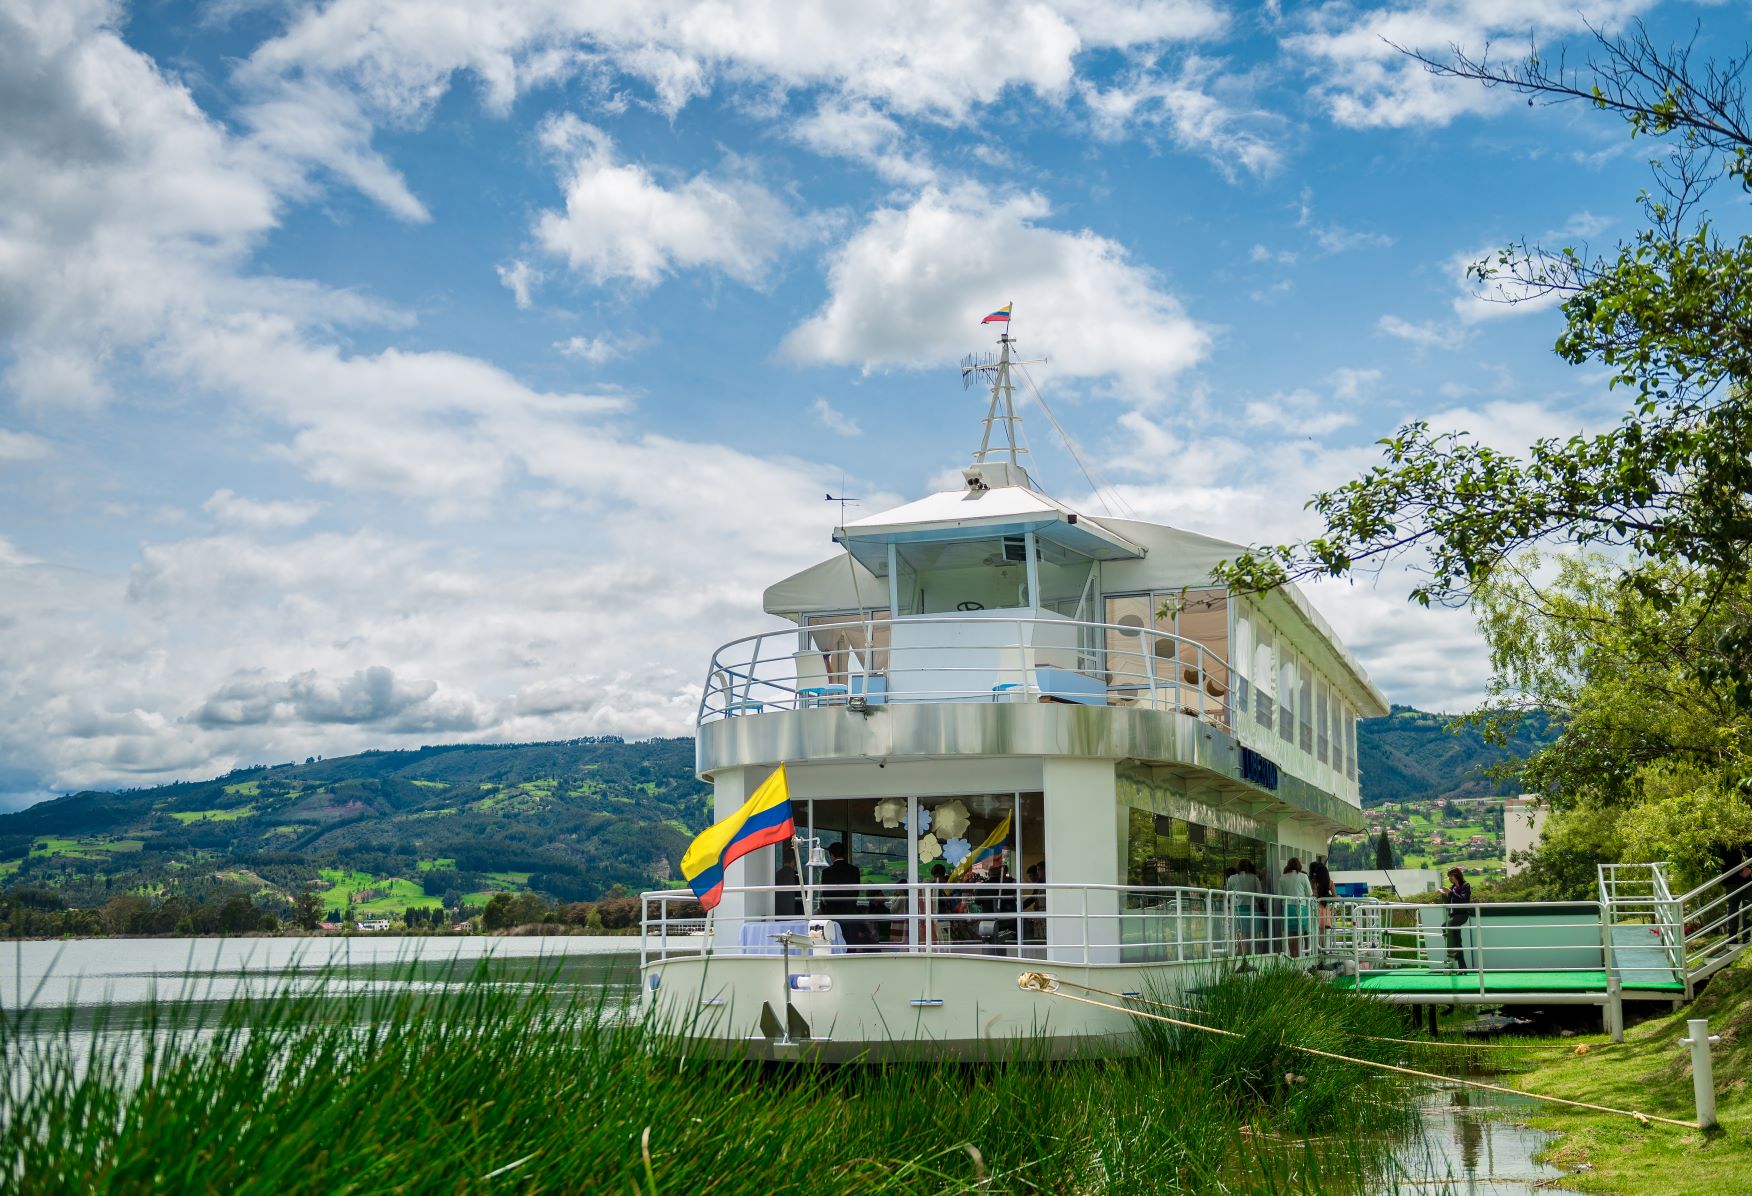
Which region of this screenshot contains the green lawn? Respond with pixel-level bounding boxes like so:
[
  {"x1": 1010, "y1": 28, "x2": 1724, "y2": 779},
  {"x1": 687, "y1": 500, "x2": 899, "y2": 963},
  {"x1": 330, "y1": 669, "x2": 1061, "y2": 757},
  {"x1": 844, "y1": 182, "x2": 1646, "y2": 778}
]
[
  {"x1": 417, "y1": 857, "x2": 457, "y2": 872},
  {"x1": 29, "y1": 837, "x2": 144, "y2": 859},
  {"x1": 482, "y1": 871, "x2": 531, "y2": 888},
  {"x1": 0, "y1": 859, "x2": 18, "y2": 878},
  {"x1": 409, "y1": 779, "x2": 448, "y2": 790},
  {"x1": 222, "y1": 781, "x2": 260, "y2": 796},
  {"x1": 168, "y1": 805, "x2": 256, "y2": 824},
  {"x1": 1512, "y1": 955, "x2": 1752, "y2": 1194},
  {"x1": 318, "y1": 868, "x2": 439, "y2": 916}
]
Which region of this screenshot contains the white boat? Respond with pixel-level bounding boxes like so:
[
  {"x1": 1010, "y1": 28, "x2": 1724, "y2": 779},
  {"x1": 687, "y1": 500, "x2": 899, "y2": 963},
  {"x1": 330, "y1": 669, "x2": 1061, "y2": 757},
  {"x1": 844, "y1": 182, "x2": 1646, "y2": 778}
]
[{"x1": 641, "y1": 326, "x2": 1390, "y2": 1060}]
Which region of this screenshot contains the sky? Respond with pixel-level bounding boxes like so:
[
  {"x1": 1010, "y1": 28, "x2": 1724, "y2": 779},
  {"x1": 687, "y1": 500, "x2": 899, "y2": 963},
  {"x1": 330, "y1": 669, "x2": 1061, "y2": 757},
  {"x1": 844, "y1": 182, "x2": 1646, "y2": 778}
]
[{"x1": 2, "y1": 0, "x2": 1748, "y2": 809}]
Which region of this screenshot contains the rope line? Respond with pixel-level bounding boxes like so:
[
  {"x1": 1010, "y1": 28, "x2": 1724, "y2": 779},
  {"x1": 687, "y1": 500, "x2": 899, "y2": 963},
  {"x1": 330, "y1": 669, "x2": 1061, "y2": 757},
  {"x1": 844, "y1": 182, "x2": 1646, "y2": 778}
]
[
  {"x1": 1071, "y1": 979, "x2": 1596, "y2": 1051},
  {"x1": 1016, "y1": 972, "x2": 1695, "y2": 1131}
]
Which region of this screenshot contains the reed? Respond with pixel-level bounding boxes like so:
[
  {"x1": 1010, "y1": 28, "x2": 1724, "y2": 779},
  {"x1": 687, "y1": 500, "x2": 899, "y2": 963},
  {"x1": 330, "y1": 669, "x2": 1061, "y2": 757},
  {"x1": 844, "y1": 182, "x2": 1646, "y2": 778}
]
[{"x1": 2, "y1": 961, "x2": 1422, "y2": 1194}]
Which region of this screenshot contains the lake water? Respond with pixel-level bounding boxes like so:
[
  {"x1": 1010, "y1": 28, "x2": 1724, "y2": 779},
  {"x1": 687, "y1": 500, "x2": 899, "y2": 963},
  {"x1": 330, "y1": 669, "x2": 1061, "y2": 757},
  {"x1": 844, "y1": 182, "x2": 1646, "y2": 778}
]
[
  {"x1": 1, "y1": 936, "x2": 1578, "y2": 1194},
  {"x1": 1, "y1": 934, "x2": 642, "y2": 1012}
]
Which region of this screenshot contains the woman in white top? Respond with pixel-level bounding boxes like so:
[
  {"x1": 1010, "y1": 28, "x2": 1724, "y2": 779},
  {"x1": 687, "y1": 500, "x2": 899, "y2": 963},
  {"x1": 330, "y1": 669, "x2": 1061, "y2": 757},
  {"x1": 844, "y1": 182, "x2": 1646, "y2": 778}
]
[{"x1": 1280, "y1": 858, "x2": 1314, "y2": 959}]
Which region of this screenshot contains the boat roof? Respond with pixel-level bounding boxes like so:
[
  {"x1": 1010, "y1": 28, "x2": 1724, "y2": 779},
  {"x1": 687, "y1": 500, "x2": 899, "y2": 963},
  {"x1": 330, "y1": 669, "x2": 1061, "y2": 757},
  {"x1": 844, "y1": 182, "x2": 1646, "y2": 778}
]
[{"x1": 833, "y1": 484, "x2": 1146, "y2": 564}]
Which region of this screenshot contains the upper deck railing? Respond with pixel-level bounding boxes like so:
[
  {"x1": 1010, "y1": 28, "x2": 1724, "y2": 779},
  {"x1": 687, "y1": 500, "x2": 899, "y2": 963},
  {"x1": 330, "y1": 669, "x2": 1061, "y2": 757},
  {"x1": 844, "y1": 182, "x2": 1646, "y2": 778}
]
[{"x1": 698, "y1": 614, "x2": 1232, "y2": 728}]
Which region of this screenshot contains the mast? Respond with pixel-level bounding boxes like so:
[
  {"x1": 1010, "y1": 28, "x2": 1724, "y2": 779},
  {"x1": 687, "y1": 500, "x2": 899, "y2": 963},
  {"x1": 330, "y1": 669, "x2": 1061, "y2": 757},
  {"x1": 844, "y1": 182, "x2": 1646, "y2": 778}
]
[{"x1": 961, "y1": 318, "x2": 1042, "y2": 490}]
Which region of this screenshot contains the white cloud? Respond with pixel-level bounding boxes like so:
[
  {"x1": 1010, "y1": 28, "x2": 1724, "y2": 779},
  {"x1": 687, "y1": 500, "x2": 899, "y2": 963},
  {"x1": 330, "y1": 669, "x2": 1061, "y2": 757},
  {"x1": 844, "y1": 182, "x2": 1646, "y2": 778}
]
[
  {"x1": 531, "y1": 114, "x2": 803, "y2": 287},
  {"x1": 782, "y1": 186, "x2": 1210, "y2": 397},
  {"x1": 1080, "y1": 55, "x2": 1283, "y2": 179},
  {"x1": 1311, "y1": 224, "x2": 1394, "y2": 254},
  {"x1": 203, "y1": 489, "x2": 322, "y2": 530},
  {"x1": 1448, "y1": 245, "x2": 1565, "y2": 324},
  {"x1": 498, "y1": 259, "x2": 542, "y2": 308},
  {"x1": 0, "y1": 430, "x2": 53, "y2": 463},
  {"x1": 1378, "y1": 314, "x2": 1466, "y2": 350},
  {"x1": 810, "y1": 397, "x2": 863, "y2": 437},
  {"x1": 243, "y1": 0, "x2": 1228, "y2": 128},
  {"x1": 554, "y1": 332, "x2": 649, "y2": 364},
  {"x1": 1284, "y1": 0, "x2": 1657, "y2": 130},
  {"x1": 1249, "y1": 244, "x2": 1297, "y2": 266},
  {"x1": 791, "y1": 100, "x2": 937, "y2": 185}
]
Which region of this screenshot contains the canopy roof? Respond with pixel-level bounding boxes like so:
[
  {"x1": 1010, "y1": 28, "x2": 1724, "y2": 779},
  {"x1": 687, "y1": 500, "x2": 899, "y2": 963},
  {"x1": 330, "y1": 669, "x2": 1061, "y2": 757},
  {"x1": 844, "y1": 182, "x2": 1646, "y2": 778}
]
[{"x1": 833, "y1": 485, "x2": 1145, "y2": 572}]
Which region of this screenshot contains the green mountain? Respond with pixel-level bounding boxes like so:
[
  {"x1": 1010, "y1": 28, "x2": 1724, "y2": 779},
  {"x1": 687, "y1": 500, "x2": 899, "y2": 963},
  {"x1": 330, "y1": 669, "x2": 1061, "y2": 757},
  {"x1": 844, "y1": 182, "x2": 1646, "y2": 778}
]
[
  {"x1": 0, "y1": 708, "x2": 1554, "y2": 922},
  {"x1": 0, "y1": 738, "x2": 709, "y2": 918},
  {"x1": 1356, "y1": 705, "x2": 1558, "y2": 806}
]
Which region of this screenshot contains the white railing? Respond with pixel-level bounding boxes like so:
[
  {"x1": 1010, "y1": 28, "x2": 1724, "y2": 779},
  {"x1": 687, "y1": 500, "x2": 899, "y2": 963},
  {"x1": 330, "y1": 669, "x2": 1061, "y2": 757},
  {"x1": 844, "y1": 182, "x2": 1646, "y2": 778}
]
[
  {"x1": 1325, "y1": 897, "x2": 1672, "y2": 992},
  {"x1": 642, "y1": 882, "x2": 1337, "y2": 968},
  {"x1": 1667, "y1": 860, "x2": 1752, "y2": 993},
  {"x1": 698, "y1": 615, "x2": 1232, "y2": 727}
]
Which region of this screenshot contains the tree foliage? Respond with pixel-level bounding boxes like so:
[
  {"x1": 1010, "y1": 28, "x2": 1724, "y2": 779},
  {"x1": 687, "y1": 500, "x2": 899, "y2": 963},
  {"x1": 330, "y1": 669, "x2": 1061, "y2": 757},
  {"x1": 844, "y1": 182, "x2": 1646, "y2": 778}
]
[
  {"x1": 1471, "y1": 554, "x2": 1752, "y2": 893},
  {"x1": 1221, "y1": 21, "x2": 1752, "y2": 645}
]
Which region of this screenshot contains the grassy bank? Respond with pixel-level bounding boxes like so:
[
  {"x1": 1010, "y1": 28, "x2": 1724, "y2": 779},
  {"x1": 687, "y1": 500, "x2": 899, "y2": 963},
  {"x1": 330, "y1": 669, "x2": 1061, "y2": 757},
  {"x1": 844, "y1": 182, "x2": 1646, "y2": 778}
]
[
  {"x1": 1513, "y1": 956, "x2": 1752, "y2": 1194},
  {"x1": 1, "y1": 965, "x2": 1426, "y2": 1194}
]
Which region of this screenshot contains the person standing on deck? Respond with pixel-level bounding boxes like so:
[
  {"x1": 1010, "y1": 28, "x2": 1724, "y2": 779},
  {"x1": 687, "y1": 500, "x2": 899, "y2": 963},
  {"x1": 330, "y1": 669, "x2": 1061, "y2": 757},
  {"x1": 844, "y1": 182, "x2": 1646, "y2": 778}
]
[
  {"x1": 1280, "y1": 859, "x2": 1314, "y2": 958},
  {"x1": 1225, "y1": 860, "x2": 1262, "y2": 956},
  {"x1": 1442, "y1": 867, "x2": 1473, "y2": 970},
  {"x1": 821, "y1": 841, "x2": 870, "y2": 946}
]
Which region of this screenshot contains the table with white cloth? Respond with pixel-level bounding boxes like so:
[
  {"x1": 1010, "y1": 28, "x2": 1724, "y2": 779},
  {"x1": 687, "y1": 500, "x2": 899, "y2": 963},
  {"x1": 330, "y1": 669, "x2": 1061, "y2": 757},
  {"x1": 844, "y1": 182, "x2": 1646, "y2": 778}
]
[{"x1": 737, "y1": 919, "x2": 847, "y2": 955}]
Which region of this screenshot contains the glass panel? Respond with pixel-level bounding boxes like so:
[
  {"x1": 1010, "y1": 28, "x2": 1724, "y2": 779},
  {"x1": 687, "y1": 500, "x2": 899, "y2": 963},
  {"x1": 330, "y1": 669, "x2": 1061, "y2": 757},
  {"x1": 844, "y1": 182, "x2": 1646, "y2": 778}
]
[
  {"x1": 903, "y1": 538, "x2": 1031, "y2": 614},
  {"x1": 1316, "y1": 682, "x2": 1330, "y2": 764},
  {"x1": 1299, "y1": 674, "x2": 1314, "y2": 752},
  {"x1": 1233, "y1": 614, "x2": 1252, "y2": 718},
  {"x1": 1104, "y1": 594, "x2": 1153, "y2": 689},
  {"x1": 1278, "y1": 654, "x2": 1296, "y2": 742},
  {"x1": 1037, "y1": 546, "x2": 1096, "y2": 619},
  {"x1": 1253, "y1": 626, "x2": 1274, "y2": 729}
]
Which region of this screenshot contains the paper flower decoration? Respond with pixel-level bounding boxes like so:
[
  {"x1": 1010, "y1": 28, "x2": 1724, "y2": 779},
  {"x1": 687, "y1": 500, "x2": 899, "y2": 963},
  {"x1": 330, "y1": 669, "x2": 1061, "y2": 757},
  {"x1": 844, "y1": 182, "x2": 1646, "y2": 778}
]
[
  {"x1": 874, "y1": 798, "x2": 907, "y2": 829},
  {"x1": 931, "y1": 799, "x2": 970, "y2": 840},
  {"x1": 917, "y1": 833, "x2": 943, "y2": 863},
  {"x1": 942, "y1": 837, "x2": 971, "y2": 867},
  {"x1": 905, "y1": 807, "x2": 932, "y2": 834}
]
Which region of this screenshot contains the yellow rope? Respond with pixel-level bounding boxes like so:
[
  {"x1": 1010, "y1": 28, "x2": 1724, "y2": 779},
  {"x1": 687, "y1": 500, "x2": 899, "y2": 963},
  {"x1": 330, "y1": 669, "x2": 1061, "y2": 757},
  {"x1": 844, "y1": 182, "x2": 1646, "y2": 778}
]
[{"x1": 1015, "y1": 972, "x2": 1694, "y2": 1131}]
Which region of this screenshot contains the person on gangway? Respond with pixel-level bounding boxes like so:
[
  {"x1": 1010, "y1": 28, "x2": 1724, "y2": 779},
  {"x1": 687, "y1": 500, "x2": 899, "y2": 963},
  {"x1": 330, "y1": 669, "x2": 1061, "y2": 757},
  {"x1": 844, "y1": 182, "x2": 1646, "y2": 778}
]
[{"x1": 1441, "y1": 867, "x2": 1473, "y2": 970}]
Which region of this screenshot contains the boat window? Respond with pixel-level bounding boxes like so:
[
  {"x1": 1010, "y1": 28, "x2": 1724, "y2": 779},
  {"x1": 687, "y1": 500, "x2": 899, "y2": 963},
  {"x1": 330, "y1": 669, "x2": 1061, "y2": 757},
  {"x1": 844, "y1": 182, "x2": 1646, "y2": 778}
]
[
  {"x1": 1104, "y1": 595, "x2": 1152, "y2": 686},
  {"x1": 1316, "y1": 681, "x2": 1330, "y2": 764},
  {"x1": 804, "y1": 611, "x2": 891, "y2": 686},
  {"x1": 1252, "y1": 627, "x2": 1274, "y2": 730},
  {"x1": 898, "y1": 537, "x2": 1031, "y2": 614},
  {"x1": 1278, "y1": 654, "x2": 1297, "y2": 743},
  {"x1": 1233, "y1": 614, "x2": 1252, "y2": 717},
  {"x1": 1299, "y1": 672, "x2": 1314, "y2": 753},
  {"x1": 1125, "y1": 809, "x2": 1270, "y2": 889},
  {"x1": 1036, "y1": 546, "x2": 1097, "y2": 619}
]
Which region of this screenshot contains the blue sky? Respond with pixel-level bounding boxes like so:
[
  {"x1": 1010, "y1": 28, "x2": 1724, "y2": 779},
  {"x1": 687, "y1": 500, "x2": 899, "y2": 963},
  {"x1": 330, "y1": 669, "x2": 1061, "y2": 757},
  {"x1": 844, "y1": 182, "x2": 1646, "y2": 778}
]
[{"x1": 1, "y1": 0, "x2": 1747, "y2": 807}]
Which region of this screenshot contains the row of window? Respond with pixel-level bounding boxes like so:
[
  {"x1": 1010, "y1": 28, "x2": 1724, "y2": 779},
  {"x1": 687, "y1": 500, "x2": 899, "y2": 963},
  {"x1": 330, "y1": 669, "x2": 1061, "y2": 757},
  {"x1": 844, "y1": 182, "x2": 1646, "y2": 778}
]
[{"x1": 1234, "y1": 610, "x2": 1358, "y2": 785}]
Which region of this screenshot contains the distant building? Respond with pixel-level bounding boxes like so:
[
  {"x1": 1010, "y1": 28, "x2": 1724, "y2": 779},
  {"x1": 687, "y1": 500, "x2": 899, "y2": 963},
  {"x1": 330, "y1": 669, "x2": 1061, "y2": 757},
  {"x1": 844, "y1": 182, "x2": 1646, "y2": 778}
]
[
  {"x1": 356, "y1": 917, "x2": 391, "y2": 932},
  {"x1": 1504, "y1": 796, "x2": 1545, "y2": 876},
  {"x1": 1331, "y1": 868, "x2": 1442, "y2": 896}
]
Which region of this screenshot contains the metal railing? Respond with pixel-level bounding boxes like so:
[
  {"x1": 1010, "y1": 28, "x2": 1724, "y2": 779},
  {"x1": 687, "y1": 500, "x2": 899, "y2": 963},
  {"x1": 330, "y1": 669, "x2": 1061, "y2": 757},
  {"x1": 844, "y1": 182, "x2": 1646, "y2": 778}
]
[
  {"x1": 641, "y1": 882, "x2": 1334, "y2": 968},
  {"x1": 698, "y1": 615, "x2": 1233, "y2": 727},
  {"x1": 1668, "y1": 860, "x2": 1752, "y2": 994},
  {"x1": 1323, "y1": 897, "x2": 1666, "y2": 991}
]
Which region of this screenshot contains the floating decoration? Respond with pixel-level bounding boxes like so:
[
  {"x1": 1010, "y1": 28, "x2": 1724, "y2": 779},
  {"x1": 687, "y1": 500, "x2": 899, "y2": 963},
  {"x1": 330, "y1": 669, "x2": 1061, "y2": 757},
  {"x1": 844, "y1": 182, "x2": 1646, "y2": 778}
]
[
  {"x1": 932, "y1": 799, "x2": 970, "y2": 840},
  {"x1": 905, "y1": 807, "x2": 933, "y2": 834},
  {"x1": 917, "y1": 833, "x2": 943, "y2": 863},
  {"x1": 874, "y1": 797, "x2": 906, "y2": 829},
  {"x1": 941, "y1": 837, "x2": 971, "y2": 867}
]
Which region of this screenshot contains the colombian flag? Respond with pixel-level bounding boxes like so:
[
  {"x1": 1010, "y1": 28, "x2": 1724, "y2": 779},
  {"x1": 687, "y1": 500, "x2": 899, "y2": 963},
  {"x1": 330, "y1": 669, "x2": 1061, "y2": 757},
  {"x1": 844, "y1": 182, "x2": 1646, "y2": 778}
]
[
  {"x1": 948, "y1": 812, "x2": 1013, "y2": 882},
  {"x1": 981, "y1": 303, "x2": 1012, "y2": 325},
  {"x1": 680, "y1": 765, "x2": 795, "y2": 911}
]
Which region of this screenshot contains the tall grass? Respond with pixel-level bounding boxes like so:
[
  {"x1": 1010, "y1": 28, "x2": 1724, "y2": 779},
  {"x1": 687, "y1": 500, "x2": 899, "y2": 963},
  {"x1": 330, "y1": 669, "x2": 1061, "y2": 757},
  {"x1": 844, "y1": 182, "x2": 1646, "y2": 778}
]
[{"x1": 2, "y1": 960, "x2": 1426, "y2": 1194}]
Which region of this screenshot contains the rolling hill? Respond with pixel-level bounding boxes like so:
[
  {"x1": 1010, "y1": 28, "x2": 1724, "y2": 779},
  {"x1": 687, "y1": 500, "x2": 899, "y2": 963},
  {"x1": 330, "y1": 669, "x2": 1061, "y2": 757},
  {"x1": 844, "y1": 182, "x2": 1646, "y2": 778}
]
[{"x1": 1, "y1": 707, "x2": 1556, "y2": 921}]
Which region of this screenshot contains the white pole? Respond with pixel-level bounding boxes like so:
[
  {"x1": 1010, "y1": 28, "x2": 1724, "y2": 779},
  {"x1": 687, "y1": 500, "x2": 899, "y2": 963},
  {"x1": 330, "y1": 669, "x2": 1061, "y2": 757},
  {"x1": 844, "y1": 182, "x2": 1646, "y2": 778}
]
[{"x1": 1682, "y1": 1018, "x2": 1720, "y2": 1130}]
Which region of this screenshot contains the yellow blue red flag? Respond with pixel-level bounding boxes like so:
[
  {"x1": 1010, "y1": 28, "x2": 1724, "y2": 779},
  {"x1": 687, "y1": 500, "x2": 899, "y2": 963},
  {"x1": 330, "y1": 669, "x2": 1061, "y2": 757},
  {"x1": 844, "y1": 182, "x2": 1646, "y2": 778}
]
[
  {"x1": 680, "y1": 765, "x2": 795, "y2": 911},
  {"x1": 981, "y1": 303, "x2": 1012, "y2": 325},
  {"x1": 948, "y1": 812, "x2": 1012, "y2": 882}
]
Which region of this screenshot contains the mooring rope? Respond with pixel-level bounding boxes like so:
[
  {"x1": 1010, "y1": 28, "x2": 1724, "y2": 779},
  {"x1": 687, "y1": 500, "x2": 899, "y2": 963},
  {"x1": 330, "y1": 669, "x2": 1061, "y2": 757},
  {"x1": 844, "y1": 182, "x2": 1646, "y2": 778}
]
[
  {"x1": 1080, "y1": 981, "x2": 1593, "y2": 1051},
  {"x1": 1015, "y1": 972, "x2": 1696, "y2": 1130}
]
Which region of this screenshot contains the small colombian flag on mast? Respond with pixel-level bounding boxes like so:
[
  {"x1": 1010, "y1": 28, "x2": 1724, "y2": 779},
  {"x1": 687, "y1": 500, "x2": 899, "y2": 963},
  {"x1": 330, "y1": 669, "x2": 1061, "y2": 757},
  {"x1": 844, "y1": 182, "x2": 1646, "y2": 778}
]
[
  {"x1": 680, "y1": 765, "x2": 795, "y2": 911},
  {"x1": 981, "y1": 302, "x2": 1012, "y2": 325}
]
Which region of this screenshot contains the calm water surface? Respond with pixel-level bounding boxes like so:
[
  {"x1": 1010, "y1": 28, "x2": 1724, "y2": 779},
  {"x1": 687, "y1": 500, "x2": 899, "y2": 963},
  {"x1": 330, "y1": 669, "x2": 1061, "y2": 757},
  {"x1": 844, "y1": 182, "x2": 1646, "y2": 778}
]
[{"x1": 2, "y1": 935, "x2": 643, "y2": 1011}]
